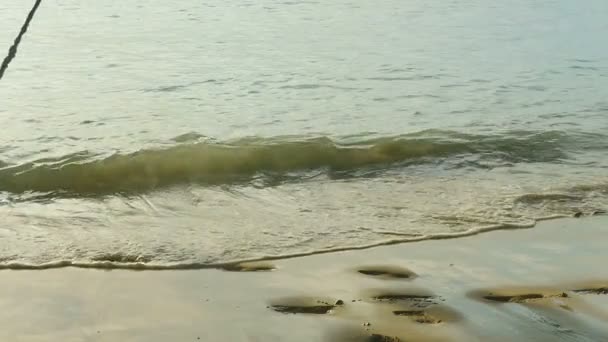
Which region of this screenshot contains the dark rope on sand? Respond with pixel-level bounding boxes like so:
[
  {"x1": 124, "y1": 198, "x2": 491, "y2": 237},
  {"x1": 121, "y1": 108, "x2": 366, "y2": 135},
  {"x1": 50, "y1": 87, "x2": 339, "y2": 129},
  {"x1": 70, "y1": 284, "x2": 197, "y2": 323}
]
[{"x1": 0, "y1": 0, "x2": 43, "y2": 81}]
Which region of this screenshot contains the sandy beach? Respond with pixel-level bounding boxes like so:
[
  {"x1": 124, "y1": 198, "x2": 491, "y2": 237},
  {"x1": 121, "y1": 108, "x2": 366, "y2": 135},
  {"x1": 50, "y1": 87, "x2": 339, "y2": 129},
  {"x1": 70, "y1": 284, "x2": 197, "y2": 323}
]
[
  {"x1": 0, "y1": 216, "x2": 606, "y2": 342},
  {"x1": 3, "y1": 1, "x2": 608, "y2": 341}
]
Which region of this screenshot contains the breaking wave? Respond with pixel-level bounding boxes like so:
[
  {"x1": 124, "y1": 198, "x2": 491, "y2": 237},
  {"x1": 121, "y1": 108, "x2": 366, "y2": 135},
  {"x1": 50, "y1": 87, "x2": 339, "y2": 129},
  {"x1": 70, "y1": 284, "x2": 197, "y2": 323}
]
[{"x1": 0, "y1": 130, "x2": 603, "y2": 196}]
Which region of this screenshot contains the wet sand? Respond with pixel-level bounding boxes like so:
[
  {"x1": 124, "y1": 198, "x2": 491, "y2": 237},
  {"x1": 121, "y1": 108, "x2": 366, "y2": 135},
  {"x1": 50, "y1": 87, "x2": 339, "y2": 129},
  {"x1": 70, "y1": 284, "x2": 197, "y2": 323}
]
[{"x1": 1, "y1": 216, "x2": 607, "y2": 341}]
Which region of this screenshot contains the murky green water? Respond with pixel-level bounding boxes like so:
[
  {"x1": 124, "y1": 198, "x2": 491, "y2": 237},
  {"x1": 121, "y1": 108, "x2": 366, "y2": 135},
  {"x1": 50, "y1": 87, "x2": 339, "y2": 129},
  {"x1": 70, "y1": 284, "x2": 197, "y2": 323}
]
[{"x1": 0, "y1": 0, "x2": 607, "y2": 268}]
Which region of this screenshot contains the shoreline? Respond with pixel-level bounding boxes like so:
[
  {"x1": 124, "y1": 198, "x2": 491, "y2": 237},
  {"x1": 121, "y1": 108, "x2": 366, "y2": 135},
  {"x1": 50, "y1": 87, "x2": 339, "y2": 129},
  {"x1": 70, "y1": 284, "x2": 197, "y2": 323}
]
[
  {"x1": 0, "y1": 213, "x2": 593, "y2": 271},
  {"x1": 1, "y1": 216, "x2": 607, "y2": 341}
]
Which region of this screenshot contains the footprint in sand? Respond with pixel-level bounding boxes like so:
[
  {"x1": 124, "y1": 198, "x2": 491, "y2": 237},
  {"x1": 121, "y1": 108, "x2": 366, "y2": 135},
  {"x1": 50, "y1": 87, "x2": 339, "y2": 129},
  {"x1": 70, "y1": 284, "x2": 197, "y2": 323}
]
[
  {"x1": 366, "y1": 288, "x2": 439, "y2": 308},
  {"x1": 478, "y1": 291, "x2": 568, "y2": 304},
  {"x1": 325, "y1": 327, "x2": 405, "y2": 342},
  {"x1": 392, "y1": 305, "x2": 463, "y2": 325},
  {"x1": 355, "y1": 265, "x2": 417, "y2": 280},
  {"x1": 466, "y1": 285, "x2": 608, "y2": 305},
  {"x1": 365, "y1": 288, "x2": 462, "y2": 325},
  {"x1": 393, "y1": 310, "x2": 442, "y2": 324},
  {"x1": 220, "y1": 261, "x2": 275, "y2": 272},
  {"x1": 572, "y1": 285, "x2": 608, "y2": 295},
  {"x1": 268, "y1": 296, "x2": 344, "y2": 314},
  {"x1": 469, "y1": 284, "x2": 608, "y2": 339},
  {"x1": 468, "y1": 287, "x2": 575, "y2": 314}
]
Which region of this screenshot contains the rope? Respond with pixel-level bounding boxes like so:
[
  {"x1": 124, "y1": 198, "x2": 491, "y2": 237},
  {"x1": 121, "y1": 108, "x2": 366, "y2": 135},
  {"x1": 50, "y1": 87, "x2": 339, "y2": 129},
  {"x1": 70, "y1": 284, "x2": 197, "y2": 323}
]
[{"x1": 0, "y1": 0, "x2": 43, "y2": 81}]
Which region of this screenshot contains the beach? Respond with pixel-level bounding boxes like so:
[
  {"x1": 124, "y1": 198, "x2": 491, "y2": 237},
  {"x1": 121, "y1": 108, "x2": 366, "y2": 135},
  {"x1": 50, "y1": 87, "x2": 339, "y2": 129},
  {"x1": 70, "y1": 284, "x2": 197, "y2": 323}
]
[
  {"x1": 1, "y1": 216, "x2": 606, "y2": 342},
  {"x1": 2, "y1": 0, "x2": 608, "y2": 270},
  {"x1": 2, "y1": 1, "x2": 608, "y2": 341}
]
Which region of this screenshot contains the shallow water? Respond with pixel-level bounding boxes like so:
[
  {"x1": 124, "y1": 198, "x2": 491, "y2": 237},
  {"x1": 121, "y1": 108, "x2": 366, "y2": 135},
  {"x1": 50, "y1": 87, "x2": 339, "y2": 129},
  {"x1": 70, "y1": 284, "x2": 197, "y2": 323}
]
[{"x1": 1, "y1": 0, "x2": 607, "y2": 268}]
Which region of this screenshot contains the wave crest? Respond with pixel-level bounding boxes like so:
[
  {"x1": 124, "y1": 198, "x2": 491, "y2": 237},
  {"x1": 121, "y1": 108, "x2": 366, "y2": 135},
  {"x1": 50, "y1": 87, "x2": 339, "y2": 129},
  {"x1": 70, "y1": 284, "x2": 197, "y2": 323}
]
[{"x1": 0, "y1": 130, "x2": 601, "y2": 196}]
